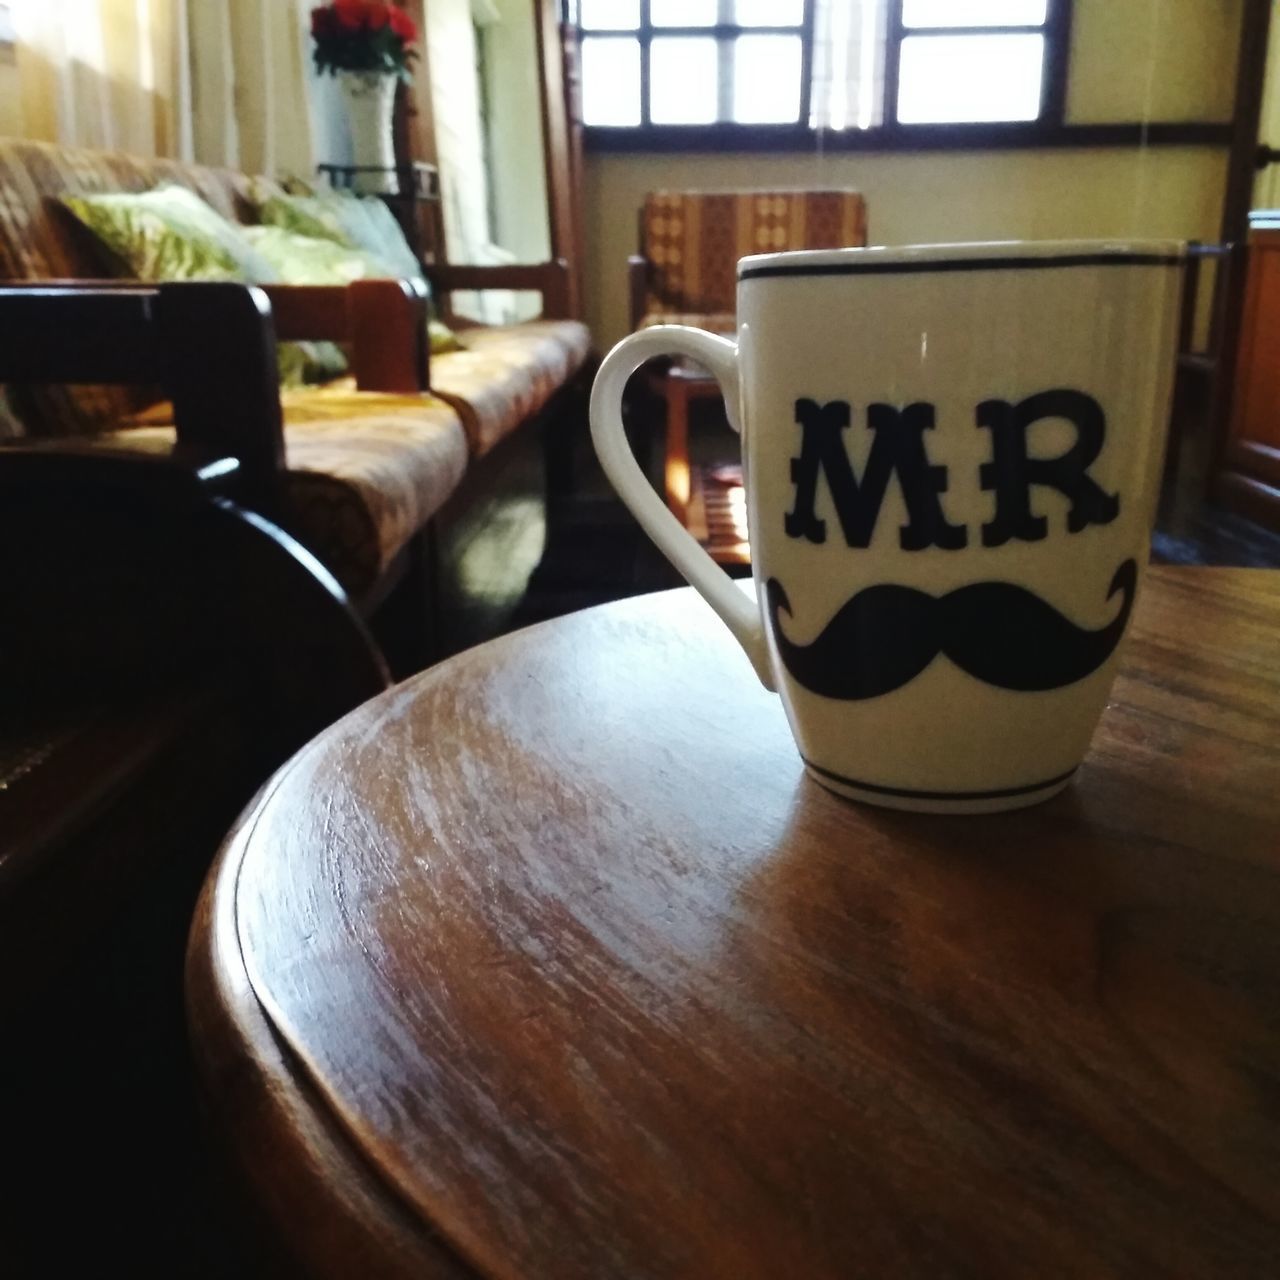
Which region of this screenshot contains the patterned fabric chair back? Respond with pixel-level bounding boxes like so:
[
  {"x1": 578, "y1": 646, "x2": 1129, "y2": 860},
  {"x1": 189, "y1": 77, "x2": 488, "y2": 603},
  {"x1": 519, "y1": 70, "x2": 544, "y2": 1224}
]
[{"x1": 640, "y1": 190, "x2": 867, "y2": 317}]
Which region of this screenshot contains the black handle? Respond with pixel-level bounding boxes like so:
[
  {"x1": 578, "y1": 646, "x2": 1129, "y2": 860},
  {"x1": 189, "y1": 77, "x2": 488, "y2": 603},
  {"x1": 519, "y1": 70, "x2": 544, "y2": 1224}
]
[{"x1": 1256, "y1": 144, "x2": 1280, "y2": 171}]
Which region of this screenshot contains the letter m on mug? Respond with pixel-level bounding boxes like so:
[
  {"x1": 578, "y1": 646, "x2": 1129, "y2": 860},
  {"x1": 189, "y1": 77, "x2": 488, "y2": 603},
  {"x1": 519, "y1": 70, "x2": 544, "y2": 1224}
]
[{"x1": 784, "y1": 392, "x2": 1120, "y2": 550}]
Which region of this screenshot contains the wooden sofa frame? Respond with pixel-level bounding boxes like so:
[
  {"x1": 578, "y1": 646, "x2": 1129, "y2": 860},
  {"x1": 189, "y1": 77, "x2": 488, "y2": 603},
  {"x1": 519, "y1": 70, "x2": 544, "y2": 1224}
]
[
  {"x1": 2, "y1": 277, "x2": 428, "y2": 510},
  {"x1": 1, "y1": 264, "x2": 589, "y2": 664},
  {"x1": 0, "y1": 285, "x2": 398, "y2": 1040},
  {"x1": 0, "y1": 279, "x2": 390, "y2": 710}
]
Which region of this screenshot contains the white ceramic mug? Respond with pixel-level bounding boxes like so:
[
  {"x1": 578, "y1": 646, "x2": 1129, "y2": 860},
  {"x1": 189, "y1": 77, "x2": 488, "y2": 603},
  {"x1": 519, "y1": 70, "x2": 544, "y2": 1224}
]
[{"x1": 591, "y1": 241, "x2": 1184, "y2": 814}]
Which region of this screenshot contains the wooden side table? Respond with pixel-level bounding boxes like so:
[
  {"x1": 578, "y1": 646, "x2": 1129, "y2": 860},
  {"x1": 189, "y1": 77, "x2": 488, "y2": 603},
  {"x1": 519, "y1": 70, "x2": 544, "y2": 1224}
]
[
  {"x1": 657, "y1": 360, "x2": 750, "y2": 568},
  {"x1": 188, "y1": 567, "x2": 1280, "y2": 1279}
]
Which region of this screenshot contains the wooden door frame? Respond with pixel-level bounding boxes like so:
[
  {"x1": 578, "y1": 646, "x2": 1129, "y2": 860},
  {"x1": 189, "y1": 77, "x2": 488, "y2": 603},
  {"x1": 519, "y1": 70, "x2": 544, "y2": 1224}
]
[
  {"x1": 394, "y1": 0, "x2": 585, "y2": 320},
  {"x1": 535, "y1": 0, "x2": 585, "y2": 318},
  {"x1": 1222, "y1": 0, "x2": 1275, "y2": 244},
  {"x1": 1195, "y1": 0, "x2": 1277, "y2": 516}
]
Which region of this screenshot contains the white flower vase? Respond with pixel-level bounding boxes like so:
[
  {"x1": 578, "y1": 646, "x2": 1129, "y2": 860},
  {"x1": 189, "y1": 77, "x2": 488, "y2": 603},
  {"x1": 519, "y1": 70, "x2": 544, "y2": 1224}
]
[{"x1": 338, "y1": 70, "x2": 397, "y2": 194}]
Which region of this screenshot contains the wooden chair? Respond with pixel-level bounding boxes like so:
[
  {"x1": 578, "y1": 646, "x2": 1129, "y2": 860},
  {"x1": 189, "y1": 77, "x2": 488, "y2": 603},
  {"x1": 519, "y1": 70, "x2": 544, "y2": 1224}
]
[
  {"x1": 0, "y1": 283, "x2": 390, "y2": 1007},
  {"x1": 626, "y1": 190, "x2": 868, "y2": 564}
]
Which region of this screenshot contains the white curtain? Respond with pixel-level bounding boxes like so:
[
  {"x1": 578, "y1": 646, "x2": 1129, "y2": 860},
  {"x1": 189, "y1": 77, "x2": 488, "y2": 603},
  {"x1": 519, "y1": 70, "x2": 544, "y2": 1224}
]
[
  {"x1": 188, "y1": 0, "x2": 316, "y2": 176},
  {"x1": 13, "y1": 0, "x2": 316, "y2": 175},
  {"x1": 809, "y1": 0, "x2": 888, "y2": 132},
  {"x1": 14, "y1": 0, "x2": 192, "y2": 157}
]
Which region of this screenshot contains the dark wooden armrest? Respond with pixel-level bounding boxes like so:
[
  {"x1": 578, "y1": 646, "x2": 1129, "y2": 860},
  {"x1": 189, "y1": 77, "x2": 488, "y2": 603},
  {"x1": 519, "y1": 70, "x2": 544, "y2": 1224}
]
[
  {"x1": 428, "y1": 260, "x2": 572, "y2": 321},
  {"x1": 0, "y1": 282, "x2": 285, "y2": 514},
  {"x1": 0, "y1": 283, "x2": 161, "y2": 383},
  {"x1": 628, "y1": 255, "x2": 651, "y2": 331},
  {"x1": 258, "y1": 279, "x2": 429, "y2": 393},
  {"x1": 0, "y1": 441, "x2": 241, "y2": 505}
]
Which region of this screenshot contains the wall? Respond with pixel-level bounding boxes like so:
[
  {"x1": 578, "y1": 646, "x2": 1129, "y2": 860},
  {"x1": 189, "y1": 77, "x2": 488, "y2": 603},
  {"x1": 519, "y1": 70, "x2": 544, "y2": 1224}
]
[
  {"x1": 480, "y1": 0, "x2": 550, "y2": 263},
  {"x1": 583, "y1": 0, "x2": 1242, "y2": 347},
  {"x1": 426, "y1": 0, "x2": 507, "y2": 321},
  {"x1": 1067, "y1": 0, "x2": 1241, "y2": 123},
  {"x1": 586, "y1": 148, "x2": 1229, "y2": 345}
]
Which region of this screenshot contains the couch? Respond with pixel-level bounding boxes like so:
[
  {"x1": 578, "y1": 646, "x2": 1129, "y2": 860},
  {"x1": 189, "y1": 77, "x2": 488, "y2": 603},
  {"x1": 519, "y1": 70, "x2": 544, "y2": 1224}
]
[{"x1": 0, "y1": 139, "x2": 593, "y2": 636}]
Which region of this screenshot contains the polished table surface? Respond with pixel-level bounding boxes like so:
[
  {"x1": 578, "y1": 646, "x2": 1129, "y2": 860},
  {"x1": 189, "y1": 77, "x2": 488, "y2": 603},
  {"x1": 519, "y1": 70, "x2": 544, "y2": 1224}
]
[{"x1": 188, "y1": 566, "x2": 1280, "y2": 1279}]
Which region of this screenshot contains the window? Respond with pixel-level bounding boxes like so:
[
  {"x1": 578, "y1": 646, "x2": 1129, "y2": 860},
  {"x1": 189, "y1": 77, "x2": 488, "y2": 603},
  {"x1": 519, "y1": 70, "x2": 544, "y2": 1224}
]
[
  {"x1": 568, "y1": 0, "x2": 1072, "y2": 141},
  {"x1": 892, "y1": 0, "x2": 1050, "y2": 124},
  {"x1": 575, "y1": 0, "x2": 810, "y2": 129},
  {"x1": 0, "y1": 4, "x2": 14, "y2": 47}
]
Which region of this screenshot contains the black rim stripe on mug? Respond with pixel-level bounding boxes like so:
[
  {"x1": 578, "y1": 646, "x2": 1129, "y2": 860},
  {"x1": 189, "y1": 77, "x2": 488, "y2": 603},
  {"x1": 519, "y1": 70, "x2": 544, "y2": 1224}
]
[
  {"x1": 803, "y1": 759, "x2": 1079, "y2": 802},
  {"x1": 739, "y1": 253, "x2": 1183, "y2": 281}
]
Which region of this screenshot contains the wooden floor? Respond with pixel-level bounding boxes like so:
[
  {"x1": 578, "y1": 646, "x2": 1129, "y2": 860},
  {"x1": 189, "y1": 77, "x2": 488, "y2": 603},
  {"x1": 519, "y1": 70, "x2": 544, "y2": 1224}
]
[{"x1": 1152, "y1": 502, "x2": 1280, "y2": 567}]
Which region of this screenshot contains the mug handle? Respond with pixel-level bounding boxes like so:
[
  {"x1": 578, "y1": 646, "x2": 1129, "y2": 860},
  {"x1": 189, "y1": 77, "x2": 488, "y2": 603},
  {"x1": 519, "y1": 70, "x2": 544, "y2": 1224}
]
[{"x1": 589, "y1": 325, "x2": 773, "y2": 690}]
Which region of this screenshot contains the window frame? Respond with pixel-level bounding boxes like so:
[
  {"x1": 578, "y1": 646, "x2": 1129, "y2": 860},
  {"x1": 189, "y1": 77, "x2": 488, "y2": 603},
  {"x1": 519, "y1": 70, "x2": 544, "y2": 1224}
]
[
  {"x1": 576, "y1": 0, "x2": 815, "y2": 131},
  {"x1": 572, "y1": 0, "x2": 1225, "y2": 153},
  {"x1": 887, "y1": 0, "x2": 1067, "y2": 128}
]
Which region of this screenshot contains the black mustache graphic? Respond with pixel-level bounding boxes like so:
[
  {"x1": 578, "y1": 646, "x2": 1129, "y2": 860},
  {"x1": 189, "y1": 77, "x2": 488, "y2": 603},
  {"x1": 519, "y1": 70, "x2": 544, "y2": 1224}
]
[{"x1": 765, "y1": 558, "x2": 1137, "y2": 700}]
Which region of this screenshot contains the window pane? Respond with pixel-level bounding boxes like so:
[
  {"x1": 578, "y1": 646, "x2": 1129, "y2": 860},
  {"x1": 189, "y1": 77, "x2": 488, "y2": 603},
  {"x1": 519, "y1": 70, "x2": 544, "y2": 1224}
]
[
  {"x1": 897, "y1": 33, "x2": 1044, "y2": 123},
  {"x1": 650, "y1": 37, "x2": 719, "y2": 124},
  {"x1": 902, "y1": 0, "x2": 1047, "y2": 27},
  {"x1": 736, "y1": 0, "x2": 804, "y2": 27},
  {"x1": 580, "y1": 37, "x2": 642, "y2": 125},
  {"x1": 579, "y1": 0, "x2": 639, "y2": 31},
  {"x1": 734, "y1": 35, "x2": 802, "y2": 124},
  {"x1": 652, "y1": 0, "x2": 716, "y2": 25}
]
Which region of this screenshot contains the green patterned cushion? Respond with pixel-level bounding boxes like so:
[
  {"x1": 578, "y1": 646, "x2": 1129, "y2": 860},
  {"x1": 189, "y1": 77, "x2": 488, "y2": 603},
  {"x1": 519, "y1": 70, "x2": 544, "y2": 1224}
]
[
  {"x1": 244, "y1": 226, "x2": 460, "y2": 356},
  {"x1": 242, "y1": 225, "x2": 399, "y2": 285},
  {"x1": 254, "y1": 186, "x2": 423, "y2": 283},
  {"x1": 60, "y1": 186, "x2": 342, "y2": 386},
  {"x1": 276, "y1": 340, "x2": 348, "y2": 386},
  {"x1": 253, "y1": 187, "x2": 463, "y2": 354},
  {"x1": 60, "y1": 185, "x2": 278, "y2": 282},
  {"x1": 429, "y1": 320, "x2": 461, "y2": 355}
]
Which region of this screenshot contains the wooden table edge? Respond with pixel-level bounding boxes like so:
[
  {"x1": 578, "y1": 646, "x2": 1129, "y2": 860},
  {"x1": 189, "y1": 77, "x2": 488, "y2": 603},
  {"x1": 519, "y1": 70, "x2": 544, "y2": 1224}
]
[
  {"x1": 184, "y1": 776, "x2": 481, "y2": 1280},
  {"x1": 185, "y1": 569, "x2": 1280, "y2": 1276}
]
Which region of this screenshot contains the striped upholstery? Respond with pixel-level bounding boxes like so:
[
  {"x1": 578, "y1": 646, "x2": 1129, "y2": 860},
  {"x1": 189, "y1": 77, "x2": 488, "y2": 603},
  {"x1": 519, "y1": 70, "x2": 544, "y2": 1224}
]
[
  {"x1": 107, "y1": 387, "x2": 469, "y2": 598},
  {"x1": 640, "y1": 190, "x2": 867, "y2": 318},
  {"x1": 431, "y1": 320, "x2": 592, "y2": 457},
  {"x1": 0, "y1": 139, "x2": 289, "y2": 435}
]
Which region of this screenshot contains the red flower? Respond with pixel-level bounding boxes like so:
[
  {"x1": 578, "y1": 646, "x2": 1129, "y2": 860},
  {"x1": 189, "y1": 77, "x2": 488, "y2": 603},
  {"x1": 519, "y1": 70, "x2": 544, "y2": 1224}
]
[
  {"x1": 367, "y1": 2, "x2": 391, "y2": 29},
  {"x1": 389, "y1": 6, "x2": 417, "y2": 42},
  {"x1": 332, "y1": 0, "x2": 366, "y2": 31}
]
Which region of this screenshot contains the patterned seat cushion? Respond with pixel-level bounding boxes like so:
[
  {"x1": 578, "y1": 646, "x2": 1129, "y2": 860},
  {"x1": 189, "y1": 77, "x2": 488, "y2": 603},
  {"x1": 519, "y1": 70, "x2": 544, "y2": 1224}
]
[
  {"x1": 100, "y1": 386, "x2": 468, "y2": 599},
  {"x1": 640, "y1": 190, "x2": 867, "y2": 318},
  {"x1": 429, "y1": 319, "x2": 592, "y2": 457}
]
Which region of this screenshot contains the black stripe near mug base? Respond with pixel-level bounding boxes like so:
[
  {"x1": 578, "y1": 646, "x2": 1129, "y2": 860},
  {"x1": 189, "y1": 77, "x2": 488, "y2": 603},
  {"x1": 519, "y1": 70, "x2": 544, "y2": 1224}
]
[
  {"x1": 803, "y1": 758, "x2": 1079, "y2": 803},
  {"x1": 739, "y1": 253, "x2": 1182, "y2": 281}
]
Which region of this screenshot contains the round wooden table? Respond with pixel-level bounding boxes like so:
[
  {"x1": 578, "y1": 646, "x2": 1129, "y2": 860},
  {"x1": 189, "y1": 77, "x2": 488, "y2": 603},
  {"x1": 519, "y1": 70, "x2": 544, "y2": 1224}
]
[{"x1": 188, "y1": 567, "x2": 1280, "y2": 1280}]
